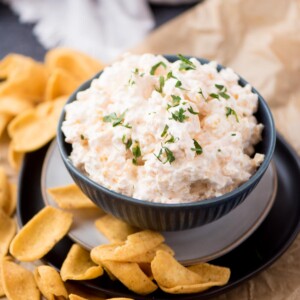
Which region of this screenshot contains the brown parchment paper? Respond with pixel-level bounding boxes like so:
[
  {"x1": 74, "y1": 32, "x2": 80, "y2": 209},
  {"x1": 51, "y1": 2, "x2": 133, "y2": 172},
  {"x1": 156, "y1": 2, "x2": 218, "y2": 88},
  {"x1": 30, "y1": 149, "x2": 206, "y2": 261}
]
[{"x1": 133, "y1": 0, "x2": 300, "y2": 299}]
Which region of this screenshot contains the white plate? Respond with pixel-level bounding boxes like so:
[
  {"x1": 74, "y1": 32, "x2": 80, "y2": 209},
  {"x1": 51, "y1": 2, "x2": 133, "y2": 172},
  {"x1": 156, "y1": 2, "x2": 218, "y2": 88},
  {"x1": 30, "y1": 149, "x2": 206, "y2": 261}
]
[{"x1": 41, "y1": 141, "x2": 277, "y2": 264}]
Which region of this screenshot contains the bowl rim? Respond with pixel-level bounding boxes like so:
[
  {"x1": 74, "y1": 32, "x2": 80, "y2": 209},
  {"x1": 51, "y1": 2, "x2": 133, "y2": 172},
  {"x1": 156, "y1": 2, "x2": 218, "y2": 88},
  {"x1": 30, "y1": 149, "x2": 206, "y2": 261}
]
[{"x1": 57, "y1": 55, "x2": 276, "y2": 209}]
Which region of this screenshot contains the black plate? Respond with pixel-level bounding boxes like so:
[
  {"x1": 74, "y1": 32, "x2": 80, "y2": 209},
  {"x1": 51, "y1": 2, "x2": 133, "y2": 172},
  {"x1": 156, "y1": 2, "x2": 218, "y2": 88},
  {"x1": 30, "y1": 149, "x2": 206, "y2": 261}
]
[{"x1": 17, "y1": 134, "x2": 300, "y2": 299}]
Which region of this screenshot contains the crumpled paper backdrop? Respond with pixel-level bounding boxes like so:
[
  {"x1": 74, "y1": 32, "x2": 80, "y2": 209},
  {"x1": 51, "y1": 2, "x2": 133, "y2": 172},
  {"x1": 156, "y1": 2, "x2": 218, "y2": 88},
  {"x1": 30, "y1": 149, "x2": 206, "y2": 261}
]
[
  {"x1": 133, "y1": 0, "x2": 300, "y2": 299},
  {"x1": 133, "y1": 0, "x2": 300, "y2": 155}
]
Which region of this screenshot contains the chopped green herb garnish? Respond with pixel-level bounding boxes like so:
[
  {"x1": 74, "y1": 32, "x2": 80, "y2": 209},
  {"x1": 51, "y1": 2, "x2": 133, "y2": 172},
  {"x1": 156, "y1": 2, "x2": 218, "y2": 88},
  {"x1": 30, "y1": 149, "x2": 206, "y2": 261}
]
[
  {"x1": 132, "y1": 142, "x2": 141, "y2": 165},
  {"x1": 167, "y1": 95, "x2": 181, "y2": 110},
  {"x1": 225, "y1": 107, "x2": 239, "y2": 122},
  {"x1": 218, "y1": 148, "x2": 221, "y2": 152},
  {"x1": 80, "y1": 134, "x2": 85, "y2": 140},
  {"x1": 166, "y1": 71, "x2": 176, "y2": 80},
  {"x1": 198, "y1": 88, "x2": 204, "y2": 97},
  {"x1": 209, "y1": 93, "x2": 220, "y2": 100},
  {"x1": 175, "y1": 80, "x2": 182, "y2": 88},
  {"x1": 191, "y1": 139, "x2": 203, "y2": 155},
  {"x1": 219, "y1": 92, "x2": 230, "y2": 99},
  {"x1": 155, "y1": 76, "x2": 165, "y2": 93},
  {"x1": 165, "y1": 135, "x2": 177, "y2": 144},
  {"x1": 133, "y1": 68, "x2": 139, "y2": 75},
  {"x1": 170, "y1": 108, "x2": 188, "y2": 123},
  {"x1": 154, "y1": 146, "x2": 175, "y2": 164},
  {"x1": 103, "y1": 111, "x2": 132, "y2": 128},
  {"x1": 178, "y1": 54, "x2": 196, "y2": 71},
  {"x1": 214, "y1": 84, "x2": 230, "y2": 100},
  {"x1": 215, "y1": 84, "x2": 225, "y2": 90},
  {"x1": 128, "y1": 77, "x2": 135, "y2": 86},
  {"x1": 122, "y1": 135, "x2": 132, "y2": 150},
  {"x1": 161, "y1": 125, "x2": 169, "y2": 137},
  {"x1": 231, "y1": 133, "x2": 236, "y2": 136},
  {"x1": 187, "y1": 106, "x2": 199, "y2": 115},
  {"x1": 150, "y1": 61, "x2": 167, "y2": 75}
]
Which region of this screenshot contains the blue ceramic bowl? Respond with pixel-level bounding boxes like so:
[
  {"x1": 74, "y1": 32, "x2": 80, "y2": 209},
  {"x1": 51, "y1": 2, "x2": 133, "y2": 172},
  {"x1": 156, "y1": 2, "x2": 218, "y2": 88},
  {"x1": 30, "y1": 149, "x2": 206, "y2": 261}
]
[{"x1": 57, "y1": 55, "x2": 276, "y2": 231}]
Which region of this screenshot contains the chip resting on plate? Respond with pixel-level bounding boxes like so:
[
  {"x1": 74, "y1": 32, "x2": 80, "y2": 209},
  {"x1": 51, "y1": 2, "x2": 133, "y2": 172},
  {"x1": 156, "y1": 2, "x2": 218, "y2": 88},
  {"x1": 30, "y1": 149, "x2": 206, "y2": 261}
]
[
  {"x1": 0, "y1": 209, "x2": 16, "y2": 258},
  {"x1": 8, "y1": 96, "x2": 67, "y2": 152},
  {"x1": 61, "y1": 244, "x2": 103, "y2": 281},
  {"x1": 47, "y1": 184, "x2": 99, "y2": 209},
  {"x1": 34, "y1": 265, "x2": 68, "y2": 300},
  {"x1": 1, "y1": 257, "x2": 40, "y2": 300},
  {"x1": 151, "y1": 250, "x2": 230, "y2": 294},
  {"x1": 9, "y1": 206, "x2": 73, "y2": 261},
  {"x1": 94, "y1": 214, "x2": 139, "y2": 242},
  {"x1": 91, "y1": 230, "x2": 165, "y2": 263},
  {"x1": 0, "y1": 167, "x2": 11, "y2": 214},
  {"x1": 101, "y1": 260, "x2": 158, "y2": 295}
]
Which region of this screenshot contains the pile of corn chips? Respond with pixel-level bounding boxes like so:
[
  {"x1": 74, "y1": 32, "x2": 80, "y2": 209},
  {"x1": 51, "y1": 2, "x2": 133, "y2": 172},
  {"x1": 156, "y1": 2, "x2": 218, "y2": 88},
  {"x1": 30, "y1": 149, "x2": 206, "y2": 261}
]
[
  {"x1": 0, "y1": 49, "x2": 231, "y2": 299},
  {"x1": 0, "y1": 48, "x2": 104, "y2": 169}
]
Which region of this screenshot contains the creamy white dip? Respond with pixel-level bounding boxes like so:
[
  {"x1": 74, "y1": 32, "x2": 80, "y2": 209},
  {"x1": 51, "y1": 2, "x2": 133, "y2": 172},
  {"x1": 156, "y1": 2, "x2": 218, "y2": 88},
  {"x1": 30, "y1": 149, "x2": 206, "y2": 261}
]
[{"x1": 62, "y1": 54, "x2": 264, "y2": 203}]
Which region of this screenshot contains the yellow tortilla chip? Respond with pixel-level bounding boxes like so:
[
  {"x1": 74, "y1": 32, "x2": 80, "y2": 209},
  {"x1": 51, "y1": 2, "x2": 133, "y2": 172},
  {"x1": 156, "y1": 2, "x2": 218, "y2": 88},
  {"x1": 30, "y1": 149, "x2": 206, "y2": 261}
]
[
  {"x1": 187, "y1": 263, "x2": 231, "y2": 285},
  {"x1": 0, "y1": 54, "x2": 48, "y2": 102},
  {"x1": 6, "y1": 182, "x2": 17, "y2": 217},
  {"x1": 0, "y1": 113, "x2": 12, "y2": 138},
  {"x1": 91, "y1": 230, "x2": 164, "y2": 264},
  {"x1": 45, "y1": 48, "x2": 104, "y2": 82},
  {"x1": 151, "y1": 250, "x2": 202, "y2": 287},
  {"x1": 69, "y1": 295, "x2": 88, "y2": 300},
  {"x1": 61, "y1": 244, "x2": 103, "y2": 281},
  {"x1": 0, "y1": 167, "x2": 10, "y2": 214},
  {"x1": 9, "y1": 206, "x2": 73, "y2": 261},
  {"x1": 151, "y1": 250, "x2": 231, "y2": 294},
  {"x1": 94, "y1": 214, "x2": 139, "y2": 242},
  {"x1": 8, "y1": 142, "x2": 24, "y2": 170},
  {"x1": 1, "y1": 257, "x2": 40, "y2": 300},
  {"x1": 0, "y1": 209, "x2": 16, "y2": 257},
  {"x1": 48, "y1": 184, "x2": 98, "y2": 209},
  {"x1": 34, "y1": 265, "x2": 68, "y2": 300},
  {"x1": 102, "y1": 260, "x2": 157, "y2": 295},
  {"x1": 8, "y1": 96, "x2": 67, "y2": 152},
  {"x1": 44, "y1": 68, "x2": 82, "y2": 101},
  {"x1": 0, "y1": 263, "x2": 4, "y2": 297},
  {"x1": 0, "y1": 96, "x2": 34, "y2": 116}
]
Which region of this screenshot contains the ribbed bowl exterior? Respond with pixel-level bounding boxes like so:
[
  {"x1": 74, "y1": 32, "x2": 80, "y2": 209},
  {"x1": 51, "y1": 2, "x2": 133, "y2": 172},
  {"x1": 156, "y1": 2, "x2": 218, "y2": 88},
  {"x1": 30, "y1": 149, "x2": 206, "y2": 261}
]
[{"x1": 57, "y1": 55, "x2": 276, "y2": 231}]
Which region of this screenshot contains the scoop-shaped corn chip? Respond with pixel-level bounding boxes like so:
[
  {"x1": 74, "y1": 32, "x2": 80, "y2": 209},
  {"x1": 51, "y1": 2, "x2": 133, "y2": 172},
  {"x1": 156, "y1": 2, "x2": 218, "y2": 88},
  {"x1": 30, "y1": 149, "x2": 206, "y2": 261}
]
[
  {"x1": 45, "y1": 68, "x2": 82, "y2": 101},
  {"x1": 0, "y1": 209, "x2": 16, "y2": 257},
  {"x1": 91, "y1": 231, "x2": 165, "y2": 264},
  {"x1": 0, "y1": 113, "x2": 12, "y2": 138},
  {"x1": 151, "y1": 250, "x2": 202, "y2": 287},
  {"x1": 0, "y1": 54, "x2": 47, "y2": 102},
  {"x1": 0, "y1": 264, "x2": 4, "y2": 297},
  {"x1": 45, "y1": 48, "x2": 104, "y2": 82},
  {"x1": 0, "y1": 167, "x2": 10, "y2": 214},
  {"x1": 69, "y1": 295, "x2": 88, "y2": 300},
  {"x1": 8, "y1": 96, "x2": 67, "y2": 152},
  {"x1": 114, "y1": 230, "x2": 164, "y2": 259},
  {"x1": 0, "y1": 96, "x2": 33, "y2": 116},
  {"x1": 1, "y1": 257, "x2": 40, "y2": 300},
  {"x1": 102, "y1": 260, "x2": 157, "y2": 295},
  {"x1": 94, "y1": 214, "x2": 139, "y2": 242},
  {"x1": 8, "y1": 142, "x2": 24, "y2": 170},
  {"x1": 151, "y1": 251, "x2": 231, "y2": 294},
  {"x1": 10, "y1": 206, "x2": 73, "y2": 261},
  {"x1": 48, "y1": 184, "x2": 98, "y2": 209},
  {"x1": 187, "y1": 263, "x2": 231, "y2": 285},
  {"x1": 34, "y1": 265, "x2": 68, "y2": 300},
  {"x1": 61, "y1": 244, "x2": 103, "y2": 281},
  {"x1": 6, "y1": 183, "x2": 17, "y2": 216}
]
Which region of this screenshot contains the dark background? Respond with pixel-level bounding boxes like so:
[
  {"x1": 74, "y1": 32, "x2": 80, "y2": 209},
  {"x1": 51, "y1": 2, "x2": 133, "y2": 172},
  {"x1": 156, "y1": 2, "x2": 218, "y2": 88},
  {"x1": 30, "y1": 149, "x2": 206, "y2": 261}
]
[{"x1": 0, "y1": 2, "x2": 197, "y2": 60}]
